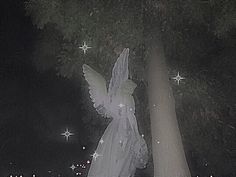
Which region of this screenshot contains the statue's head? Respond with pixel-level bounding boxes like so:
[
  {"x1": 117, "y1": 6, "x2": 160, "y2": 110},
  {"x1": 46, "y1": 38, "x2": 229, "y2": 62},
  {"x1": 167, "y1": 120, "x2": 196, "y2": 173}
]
[{"x1": 120, "y1": 79, "x2": 137, "y2": 94}]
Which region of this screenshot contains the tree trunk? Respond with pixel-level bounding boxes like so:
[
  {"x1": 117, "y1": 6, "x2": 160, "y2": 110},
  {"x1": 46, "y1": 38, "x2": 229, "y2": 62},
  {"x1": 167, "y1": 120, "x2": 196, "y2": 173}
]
[{"x1": 147, "y1": 42, "x2": 191, "y2": 177}]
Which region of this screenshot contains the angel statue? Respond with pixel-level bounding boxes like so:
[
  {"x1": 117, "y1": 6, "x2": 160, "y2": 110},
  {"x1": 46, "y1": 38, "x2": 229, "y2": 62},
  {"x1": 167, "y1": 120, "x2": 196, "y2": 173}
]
[{"x1": 83, "y1": 48, "x2": 148, "y2": 177}]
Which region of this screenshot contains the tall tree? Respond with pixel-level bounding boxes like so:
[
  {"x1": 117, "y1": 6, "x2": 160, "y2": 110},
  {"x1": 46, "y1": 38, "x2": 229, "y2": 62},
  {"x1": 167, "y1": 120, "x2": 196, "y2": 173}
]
[{"x1": 25, "y1": 0, "x2": 236, "y2": 176}]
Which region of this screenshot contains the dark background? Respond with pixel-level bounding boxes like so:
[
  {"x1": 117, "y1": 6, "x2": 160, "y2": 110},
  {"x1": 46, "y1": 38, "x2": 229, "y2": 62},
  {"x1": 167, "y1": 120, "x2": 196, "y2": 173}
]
[{"x1": 0, "y1": 1, "x2": 94, "y2": 176}]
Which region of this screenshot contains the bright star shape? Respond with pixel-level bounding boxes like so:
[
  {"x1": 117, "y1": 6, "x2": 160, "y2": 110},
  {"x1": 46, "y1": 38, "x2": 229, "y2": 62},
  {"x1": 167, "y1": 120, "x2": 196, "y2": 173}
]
[
  {"x1": 91, "y1": 151, "x2": 102, "y2": 161},
  {"x1": 118, "y1": 103, "x2": 125, "y2": 108},
  {"x1": 79, "y1": 42, "x2": 91, "y2": 54},
  {"x1": 61, "y1": 128, "x2": 74, "y2": 141},
  {"x1": 172, "y1": 72, "x2": 185, "y2": 85},
  {"x1": 70, "y1": 164, "x2": 77, "y2": 171},
  {"x1": 99, "y1": 138, "x2": 104, "y2": 144}
]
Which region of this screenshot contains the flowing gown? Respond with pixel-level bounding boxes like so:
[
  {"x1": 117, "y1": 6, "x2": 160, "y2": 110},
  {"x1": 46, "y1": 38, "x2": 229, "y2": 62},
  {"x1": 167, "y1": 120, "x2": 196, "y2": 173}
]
[{"x1": 87, "y1": 90, "x2": 148, "y2": 177}]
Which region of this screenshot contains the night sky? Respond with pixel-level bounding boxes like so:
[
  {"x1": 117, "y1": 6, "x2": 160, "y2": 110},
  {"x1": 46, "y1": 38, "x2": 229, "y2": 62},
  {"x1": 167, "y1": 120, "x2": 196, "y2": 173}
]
[{"x1": 1, "y1": 1, "x2": 94, "y2": 176}]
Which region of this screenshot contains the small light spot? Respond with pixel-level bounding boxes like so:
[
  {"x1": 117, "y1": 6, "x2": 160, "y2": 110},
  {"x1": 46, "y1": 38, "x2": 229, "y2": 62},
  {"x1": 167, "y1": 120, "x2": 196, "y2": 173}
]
[
  {"x1": 141, "y1": 134, "x2": 144, "y2": 138},
  {"x1": 82, "y1": 146, "x2": 86, "y2": 150},
  {"x1": 99, "y1": 138, "x2": 104, "y2": 144},
  {"x1": 118, "y1": 103, "x2": 125, "y2": 108},
  {"x1": 76, "y1": 172, "x2": 82, "y2": 176},
  {"x1": 87, "y1": 160, "x2": 91, "y2": 164}
]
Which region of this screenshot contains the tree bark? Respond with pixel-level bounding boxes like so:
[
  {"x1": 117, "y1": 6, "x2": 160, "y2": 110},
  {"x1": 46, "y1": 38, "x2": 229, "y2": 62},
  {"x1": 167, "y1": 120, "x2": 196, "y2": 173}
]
[{"x1": 147, "y1": 42, "x2": 191, "y2": 177}]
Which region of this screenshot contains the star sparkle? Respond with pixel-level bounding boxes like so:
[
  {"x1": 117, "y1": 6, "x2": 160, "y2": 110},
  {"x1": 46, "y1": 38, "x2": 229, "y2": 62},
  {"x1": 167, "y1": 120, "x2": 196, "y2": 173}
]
[
  {"x1": 91, "y1": 151, "x2": 102, "y2": 161},
  {"x1": 172, "y1": 72, "x2": 185, "y2": 85},
  {"x1": 70, "y1": 164, "x2": 77, "y2": 171},
  {"x1": 61, "y1": 128, "x2": 74, "y2": 141},
  {"x1": 79, "y1": 42, "x2": 91, "y2": 54}
]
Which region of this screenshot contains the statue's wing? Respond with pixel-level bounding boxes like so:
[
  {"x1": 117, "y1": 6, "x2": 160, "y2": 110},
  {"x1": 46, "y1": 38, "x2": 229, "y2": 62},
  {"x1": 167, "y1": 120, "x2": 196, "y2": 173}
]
[
  {"x1": 83, "y1": 64, "x2": 109, "y2": 117},
  {"x1": 108, "y1": 48, "x2": 129, "y2": 99}
]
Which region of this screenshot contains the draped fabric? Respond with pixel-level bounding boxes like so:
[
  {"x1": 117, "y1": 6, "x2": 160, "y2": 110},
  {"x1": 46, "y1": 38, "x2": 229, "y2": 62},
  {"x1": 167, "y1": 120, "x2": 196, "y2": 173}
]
[
  {"x1": 87, "y1": 92, "x2": 148, "y2": 177},
  {"x1": 87, "y1": 116, "x2": 148, "y2": 177}
]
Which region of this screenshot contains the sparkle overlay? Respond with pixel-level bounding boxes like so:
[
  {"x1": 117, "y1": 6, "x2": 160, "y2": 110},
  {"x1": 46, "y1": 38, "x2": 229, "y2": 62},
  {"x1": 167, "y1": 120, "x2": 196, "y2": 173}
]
[
  {"x1": 79, "y1": 42, "x2": 91, "y2": 54},
  {"x1": 91, "y1": 151, "x2": 102, "y2": 161},
  {"x1": 70, "y1": 164, "x2": 77, "y2": 171},
  {"x1": 61, "y1": 128, "x2": 74, "y2": 141},
  {"x1": 172, "y1": 72, "x2": 185, "y2": 85}
]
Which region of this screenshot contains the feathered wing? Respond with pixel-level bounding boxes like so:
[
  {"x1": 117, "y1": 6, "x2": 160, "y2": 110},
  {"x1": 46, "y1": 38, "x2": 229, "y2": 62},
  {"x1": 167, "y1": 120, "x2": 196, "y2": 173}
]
[
  {"x1": 82, "y1": 64, "x2": 109, "y2": 117},
  {"x1": 108, "y1": 48, "x2": 129, "y2": 99}
]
